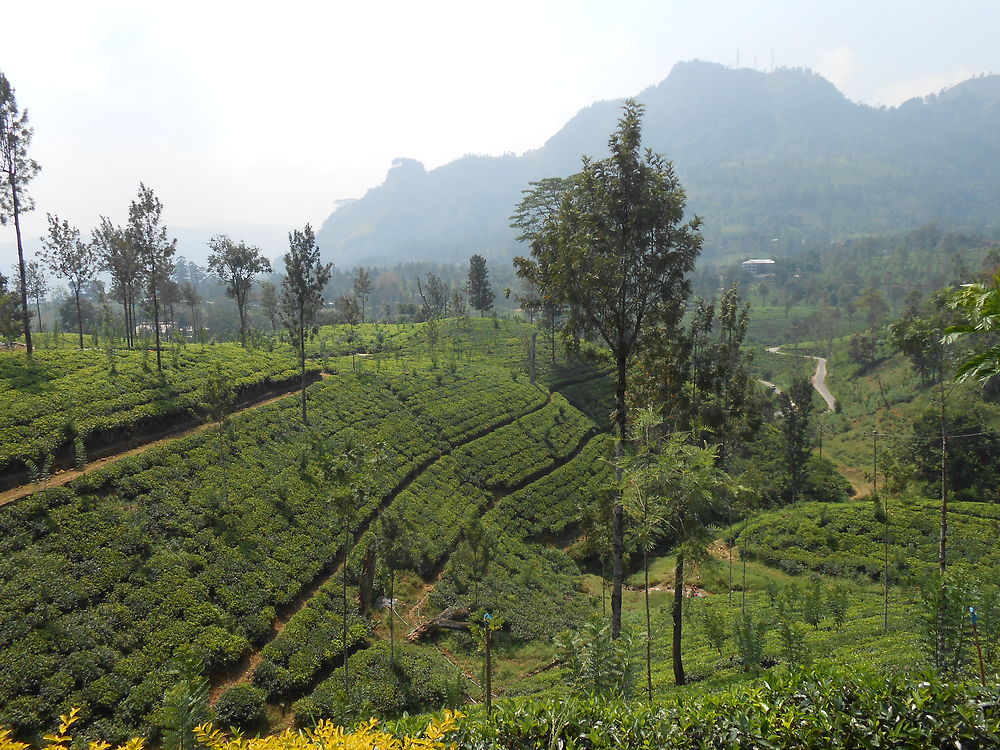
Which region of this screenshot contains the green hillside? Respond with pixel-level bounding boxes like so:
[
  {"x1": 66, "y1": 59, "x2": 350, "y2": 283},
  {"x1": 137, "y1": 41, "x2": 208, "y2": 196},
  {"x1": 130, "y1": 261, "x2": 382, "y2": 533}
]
[{"x1": 3, "y1": 312, "x2": 1000, "y2": 747}]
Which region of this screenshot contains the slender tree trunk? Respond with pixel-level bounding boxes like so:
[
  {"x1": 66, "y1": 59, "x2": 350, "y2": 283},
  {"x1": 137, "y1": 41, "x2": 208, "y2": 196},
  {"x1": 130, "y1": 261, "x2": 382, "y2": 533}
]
[
  {"x1": 75, "y1": 288, "x2": 84, "y2": 349},
  {"x1": 34, "y1": 297, "x2": 42, "y2": 333},
  {"x1": 238, "y1": 296, "x2": 247, "y2": 348},
  {"x1": 644, "y1": 549, "x2": 652, "y2": 702},
  {"x1": 389, "y1": 570, "x2": 395, "y2": 669},
  {"x1": 550, "y1": 314, "x2": 556, "y2": 366},
  {"x1": 129, "y1": 292, "x2": 136, "y2": 348},
  {"x1": 611, "y1": 353, "x2": 627, "y2": 638},
  {"x1": 601, "y1": 561, "x2": 606, "y2": 615},
  {"x1": 939, "y1": 370, "x2": 948, "y2": 573},
  {"x1": 484, "y1": 626, "x2": 493, "y2": 717},
  {"x1": 673, "y1": 553, "x2": 685, "y2": 685},
  {"x1": 343, "y1": 528, "x2": 350, "y2": 700},
  {"x1": 11, "y1": 186, "x2": 32, "y2": 355},
  {"x1": 299, "y1": 308, "x2": 307, "y2": 423},
  {"x1": 939, "y1": 437, "x2": 948, "y2": 573},
  {"x1": 151, "y1": 264, "x2": 162, "y2": 372},
  {"x1": 124, "y1": 292, "x2": 132, "y2": 348},
  {"x1": 742, "y1": 536, "x2": 747, "y2": 615}
]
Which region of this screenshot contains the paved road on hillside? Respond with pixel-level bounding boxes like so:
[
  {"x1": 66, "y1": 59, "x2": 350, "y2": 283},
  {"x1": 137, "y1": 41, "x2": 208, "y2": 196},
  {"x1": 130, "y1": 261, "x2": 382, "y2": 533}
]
[{"x1": 765, "y1": 346, "x2": 836, "y2": 412}]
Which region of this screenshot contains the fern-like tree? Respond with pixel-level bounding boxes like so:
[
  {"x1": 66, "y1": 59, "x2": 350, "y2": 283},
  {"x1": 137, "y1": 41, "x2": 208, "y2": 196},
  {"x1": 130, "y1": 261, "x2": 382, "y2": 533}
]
[
  {"x1": 513, "y1": 100, "x2": 702, "y2": 638},
  {"x1": 207, "y1": 235, "x2": 271, "y2": 347},
  {"x1": 128, "y1": 184, "x2": 176, "y2": 371},
  {"x1": 378, "y1": 509, "x2": 409, "y2": 669},
  {"x1": 281, "y1": 224, "x2": 331, "y2": 423},
  {"x1": 945, "y1": 270, "x2": 1000, "y2": 384},
  {"x1": 623, "y1": 420, "x2": 731, "y2": 686},
  {"x1": 40, "y1": 214, "x2": 97, "y2": 349},
  {"x1": 0, "y1": 71, "x2": 40, "y2": 354},
  {"x1": 621, "y1": 408, "x2": 668, "y2": 702},
  {"x1": 161, "y1": 651, "x2": 210, "y2": 750}
]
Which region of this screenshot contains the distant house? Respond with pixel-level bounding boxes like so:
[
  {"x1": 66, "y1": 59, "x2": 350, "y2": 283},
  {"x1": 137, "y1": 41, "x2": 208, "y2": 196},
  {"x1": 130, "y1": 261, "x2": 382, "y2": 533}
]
[
  {"x1": 134, "y1": 322, "x2": 175, "y2": 335},
  {"x1": 741, "y1": 258, "x2": 776, "y2": 278}
]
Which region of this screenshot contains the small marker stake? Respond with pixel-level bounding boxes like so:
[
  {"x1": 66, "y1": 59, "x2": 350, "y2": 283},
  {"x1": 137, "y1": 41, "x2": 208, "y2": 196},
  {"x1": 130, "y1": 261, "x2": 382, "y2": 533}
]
[{"x1": 970, "y1": 606, "x2": 986, "y2": 687}]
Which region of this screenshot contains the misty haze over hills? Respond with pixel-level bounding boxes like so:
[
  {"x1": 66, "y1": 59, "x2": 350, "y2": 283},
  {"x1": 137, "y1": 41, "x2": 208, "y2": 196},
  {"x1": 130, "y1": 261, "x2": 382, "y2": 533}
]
[
  {"x1": 315, "y1": 60, "x2": 1000, "y2": 267},
  {"x1": 5, "y1": 60, "x2": 998, "y2": 276}
]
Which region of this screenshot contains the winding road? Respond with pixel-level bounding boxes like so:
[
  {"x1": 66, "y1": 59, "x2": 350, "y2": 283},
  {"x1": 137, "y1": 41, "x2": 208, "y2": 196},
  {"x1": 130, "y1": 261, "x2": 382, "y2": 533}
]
[{"x1": 764, "y1": 346, "x2": 836, "y2": 412}]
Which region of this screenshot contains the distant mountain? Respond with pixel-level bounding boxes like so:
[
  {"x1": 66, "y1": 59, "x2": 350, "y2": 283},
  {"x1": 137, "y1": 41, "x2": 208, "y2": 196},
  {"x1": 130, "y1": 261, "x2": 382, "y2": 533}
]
[{"x1": 315, "y1": 61, "x2": 1000, "y2": 266}]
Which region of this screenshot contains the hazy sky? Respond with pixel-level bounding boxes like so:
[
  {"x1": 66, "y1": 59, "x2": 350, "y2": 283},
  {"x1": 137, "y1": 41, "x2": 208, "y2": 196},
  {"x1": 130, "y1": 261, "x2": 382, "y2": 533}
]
[{"x1": 2, "y1": 0, "x2": 998, "y2": 264}]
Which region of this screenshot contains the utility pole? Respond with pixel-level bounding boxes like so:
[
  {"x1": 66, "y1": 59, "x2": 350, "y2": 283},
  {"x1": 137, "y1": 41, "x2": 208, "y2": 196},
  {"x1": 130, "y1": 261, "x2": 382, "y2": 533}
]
[
  {"x1": 875, "y1": 429, "x2": 889, "y2": 630},
  {"x1": 741, "y1": 531, "x2": 748, "y2": 615},
  {"x1": 939, "y1": 366, "x2": 949, "y2": 573}
]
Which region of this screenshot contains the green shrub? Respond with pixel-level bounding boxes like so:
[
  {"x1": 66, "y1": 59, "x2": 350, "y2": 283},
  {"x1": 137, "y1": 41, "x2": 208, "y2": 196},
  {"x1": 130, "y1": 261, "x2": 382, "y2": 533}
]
[
  {"x1": 214, "y1": 684, "x2": 265, "y2": 729},
  {"x1": 441, "y1": 672, "x2": 1000, "y2": 749}
]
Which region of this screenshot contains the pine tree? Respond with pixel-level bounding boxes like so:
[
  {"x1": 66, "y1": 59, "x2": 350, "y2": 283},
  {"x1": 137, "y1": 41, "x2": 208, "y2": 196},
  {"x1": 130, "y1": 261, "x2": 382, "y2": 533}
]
[
  {"x1": 94, "y1": 216, "x2": 144, "y2": 348},
  {"x1": 465, "y1": 254, "x2": 494, "y2": 316},
  {"x1": 352, "y1": 266, "x2": 373, "y2": 322},
  {"x1": 280, "y1": 224, "x2": 331, "y2": 423},
  {"x1": 207, "y1": 235, "x2": 271, "y2": 347},
  {"x1": 513, "y1": 100, "x2": 702, "y2": 638},
  {"x1": 40, "y1": 214, "x2": 97, "y2": 349},
  {"x1": 0, "y1": 71, "x2": 40, "y2": 354},
  {"x1": 128, "y1": 184, "x2": 176, "y2": 371}
]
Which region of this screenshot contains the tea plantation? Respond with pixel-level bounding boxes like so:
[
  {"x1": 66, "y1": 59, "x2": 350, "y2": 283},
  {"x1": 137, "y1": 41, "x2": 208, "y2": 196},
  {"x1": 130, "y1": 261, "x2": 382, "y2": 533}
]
[{"x1": 2, "y1": 319, "x2": 999, "y2": 749}]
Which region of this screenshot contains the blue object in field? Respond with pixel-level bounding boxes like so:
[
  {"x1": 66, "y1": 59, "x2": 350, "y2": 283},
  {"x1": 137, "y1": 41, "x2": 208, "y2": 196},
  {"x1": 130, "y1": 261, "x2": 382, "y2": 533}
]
[
  {"x1": 483, "y1": 612, "x2": 492, "y2": 623},
  {"x1": 969, "y1": 606, "x2": 978, "y2": 625}
]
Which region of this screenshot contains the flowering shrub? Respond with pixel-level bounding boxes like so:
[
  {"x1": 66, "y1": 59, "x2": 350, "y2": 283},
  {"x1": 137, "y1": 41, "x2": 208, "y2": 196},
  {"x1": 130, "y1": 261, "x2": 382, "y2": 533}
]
[{"x1": 0, "y1": 708, "x2": 463, "y2": 750}]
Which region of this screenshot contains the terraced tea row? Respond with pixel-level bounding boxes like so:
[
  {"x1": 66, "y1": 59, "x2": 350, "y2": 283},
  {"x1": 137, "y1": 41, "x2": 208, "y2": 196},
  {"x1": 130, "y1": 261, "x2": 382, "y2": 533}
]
[
  {"x1": 0, "y1": 365, "x2": 556, "y2": 741},
  {"x1": 283, "y1": 432, "x2": 611, "y2": 723},
  {"x1": 237, "y1": 390, "x2": 607, "y2": 722},
  {"x1": 737, "y1": 496, "x2": 1000, "y2": 580},
  {"x1": 0, "y1": 345, "x2": 319, "y2": 486},
  {"x1": 309, "y1": 318, "x2": 608, "y2": 389}
]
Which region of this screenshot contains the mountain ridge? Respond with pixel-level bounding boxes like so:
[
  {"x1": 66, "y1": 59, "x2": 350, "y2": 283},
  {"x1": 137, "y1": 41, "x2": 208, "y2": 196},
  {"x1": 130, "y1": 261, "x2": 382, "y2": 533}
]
[{"x1": 316, "y1": 60, "x2": 1000, "y2": 267}]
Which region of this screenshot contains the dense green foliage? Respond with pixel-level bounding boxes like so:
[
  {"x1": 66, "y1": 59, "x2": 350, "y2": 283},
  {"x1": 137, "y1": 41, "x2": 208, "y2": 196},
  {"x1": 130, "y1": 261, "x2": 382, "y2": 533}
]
[
  {"x1": 429, "y1": 672, "x2": 1000, "y2": 748},
  {"x1": 8, "y1": 301, "x2": 1000, "y2": 746},
  {"x1": 213, "y1": 684, "x2": 265, "y2": 730},
  {"x1": 737, "y1": 497, "x2": 1000, "y2": 580},
  {"x1": 252, "y1": 586, "x2": 368, "y2": 699},
  {"x1": 0, "y1": 345, "x2": 317, "y2": 480},
  {"x1": 0, "y1": 327, "x2": 615, "y2": 742},
  {"x1": 292, "y1": 644, "x2": 460, "y2": 727}
]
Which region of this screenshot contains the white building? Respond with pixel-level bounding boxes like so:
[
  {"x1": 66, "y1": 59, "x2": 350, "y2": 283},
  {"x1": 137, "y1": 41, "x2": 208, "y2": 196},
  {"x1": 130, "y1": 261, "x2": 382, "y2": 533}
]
[{"x1": 741, "y1": 259, "x2": 776, "y2": 278}]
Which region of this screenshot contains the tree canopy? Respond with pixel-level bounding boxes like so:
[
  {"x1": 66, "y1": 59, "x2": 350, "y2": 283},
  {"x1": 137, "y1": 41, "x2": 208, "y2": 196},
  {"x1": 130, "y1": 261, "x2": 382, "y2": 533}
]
[
  {"x1": 945, "y1": 271, "x2": 1000, "y2": 384},
  {"x1": 0, "y1": 71, "x2": 39, "y2": 353},
  {"x1": 512, "y1": 99, "x2": 702, "y2": 638},
  {"x1": 465, "y1": 254, "x2": 494, "y2": 315},
  {"x1": 40, "y1": 214, "x2": 97, "y2": 349},
  {"x1": 281, "y1": 224, "x2": 332, "y2": 423},
  {"x1": 207, "y1": 235, "x2": 271, "y2": 347}
]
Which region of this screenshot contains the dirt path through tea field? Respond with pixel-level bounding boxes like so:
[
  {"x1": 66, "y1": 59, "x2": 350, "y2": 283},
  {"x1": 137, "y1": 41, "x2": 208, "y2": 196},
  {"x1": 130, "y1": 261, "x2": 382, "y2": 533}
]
[{"x1": 0, "y1": 376, "x2": 328, "y2": 508}]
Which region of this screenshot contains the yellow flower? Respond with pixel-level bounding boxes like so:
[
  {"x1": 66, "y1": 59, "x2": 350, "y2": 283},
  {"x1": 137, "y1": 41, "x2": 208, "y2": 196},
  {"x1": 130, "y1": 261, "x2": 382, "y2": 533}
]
[{"x1": 4, "y1": 709, "x2": 464, "y2": 750}]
